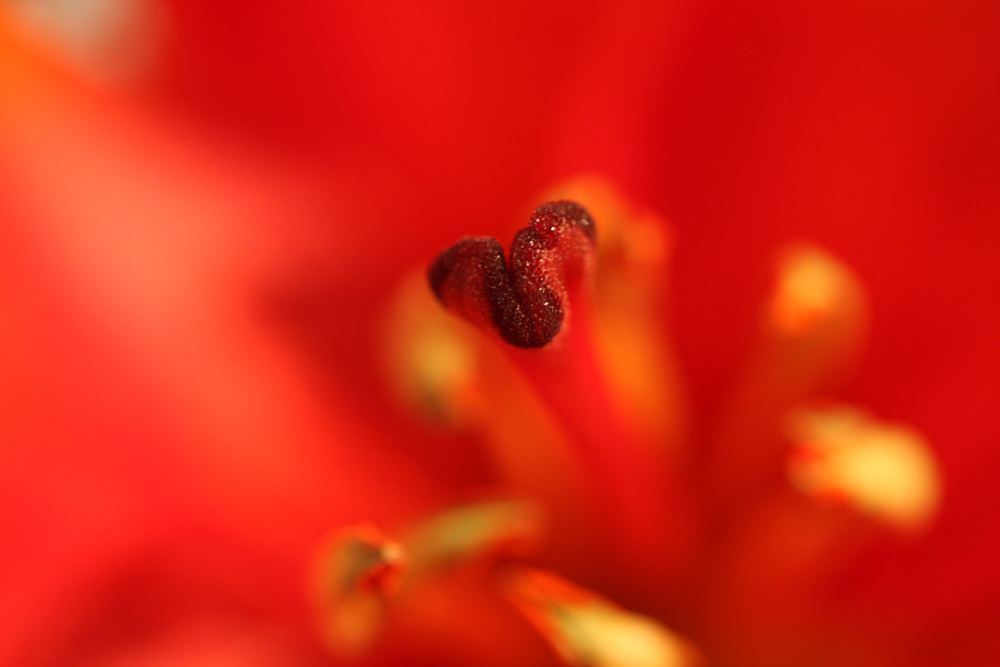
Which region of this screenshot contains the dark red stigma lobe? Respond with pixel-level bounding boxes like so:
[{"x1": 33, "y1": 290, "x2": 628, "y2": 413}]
[{"x1": 428, "y1": 201, "x2": 596, "y2": 348}]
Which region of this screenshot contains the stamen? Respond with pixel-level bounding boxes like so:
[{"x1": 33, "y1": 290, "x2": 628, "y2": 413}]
[
  {"x1": 310, "y1": 525, "x2": 408, "y2": 657},
  {"x1": 707, "y1": 244, "x2": 868, "y2": 512},
  {"x1": 501, "y1": 567, "x2": 704, "y2": 667},
  {"x1": 404, "y1": 499, "x2": 546, "y2": 576},
  {"x1": 785, "y1": 404, "x2": 942, "y2": 533},
  {"x1": 429, "y1": 201, "x2": 596, "y2": 348},
  {"x1": 702, "y1": 406, "x2": 939, "y2": 665}
]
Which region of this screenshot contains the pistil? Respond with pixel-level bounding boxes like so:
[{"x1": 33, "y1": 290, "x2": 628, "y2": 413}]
[{"x1": 428, "y1": 198, "x2": 692, "y2": 585}]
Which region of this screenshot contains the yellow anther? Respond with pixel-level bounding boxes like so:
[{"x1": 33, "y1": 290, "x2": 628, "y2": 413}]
[
  {"x1": 766, "y1": 245, "x2": 863, "y2": 337},
  {"x1": 405, "y1": 500, "x2": 546, "y2": 574},
  {"x1": 786, "y1": 405, "x2": 942, "y2": 533},
  {"x1": 502, "y1": 567, "x2": 704, "y2": 667},
  {"x1": 383, "y1": 272, "x2": 480, "y2": 427},
  {"x1": 310, "y1": 525, "x2": 408, "y2": 658}
]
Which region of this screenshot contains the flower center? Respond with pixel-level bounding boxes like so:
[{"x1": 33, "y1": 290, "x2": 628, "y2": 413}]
[{"x1": 326, "y1": 176, "x2": 942, "y2": 667}]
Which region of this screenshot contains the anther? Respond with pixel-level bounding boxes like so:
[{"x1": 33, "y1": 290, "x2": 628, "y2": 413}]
[
  {"x1": 310, "y1": 525, "x2": 408, "y2": 657},
  {"x1": 404, "y1": 499, "x2": 546, "y2": 575},
  {"x1": 500, "y1": 566, "x2": 704, "y2": 667},
  {"x1": 785, "y1": 404, "x2": 942, "y2": 533}
]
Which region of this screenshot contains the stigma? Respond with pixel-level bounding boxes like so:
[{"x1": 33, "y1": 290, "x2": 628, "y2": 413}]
[{"x1": 428, "y1": 201, "x2": 596, "y2": 348}]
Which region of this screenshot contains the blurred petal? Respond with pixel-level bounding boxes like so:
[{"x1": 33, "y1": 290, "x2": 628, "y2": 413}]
[{"x1": 0, "y1": 31, "x2": 440, "y2": 664}]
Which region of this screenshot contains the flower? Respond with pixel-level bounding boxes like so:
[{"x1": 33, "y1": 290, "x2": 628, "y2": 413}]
[{"x1": 1, "y1": 1, "x2": 998, "y2": 666}]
